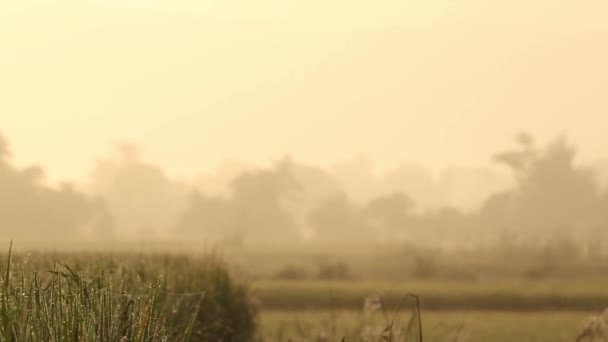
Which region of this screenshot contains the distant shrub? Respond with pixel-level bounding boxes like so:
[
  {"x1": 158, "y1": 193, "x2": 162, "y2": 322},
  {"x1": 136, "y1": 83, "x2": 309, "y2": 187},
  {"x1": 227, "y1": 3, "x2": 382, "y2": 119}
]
[
  {"x1": 523, "y1": 262, "x2": 559, "y2": 280},
  {"x1": 274, "y1": 264, "x2": 311, "y2": 280},
  {"x1": 411, "y1": 254, "x2": 438, "y2": 279},
  {"x1": 443, "y1": 268, "x2": 479, "y2": 281},
  {"x1": 316, "y1": 261, "x2": 351, "y2": 280},
  {"x1": 541, "y1": 234, "x2": 582, "y2": 261}
]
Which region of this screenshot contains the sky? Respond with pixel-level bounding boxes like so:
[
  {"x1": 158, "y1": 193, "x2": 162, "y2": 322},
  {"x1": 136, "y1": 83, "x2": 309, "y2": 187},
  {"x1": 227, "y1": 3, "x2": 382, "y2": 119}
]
[{"x1": 1, "y1": 0, "x2": 608, "y2": 184}]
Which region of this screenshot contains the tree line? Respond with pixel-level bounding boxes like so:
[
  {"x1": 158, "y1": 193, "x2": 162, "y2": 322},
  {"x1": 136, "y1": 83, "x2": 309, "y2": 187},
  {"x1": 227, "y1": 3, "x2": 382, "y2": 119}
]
[{"x1": 1, "y1": 133, "x2": 607, "y2": 250}]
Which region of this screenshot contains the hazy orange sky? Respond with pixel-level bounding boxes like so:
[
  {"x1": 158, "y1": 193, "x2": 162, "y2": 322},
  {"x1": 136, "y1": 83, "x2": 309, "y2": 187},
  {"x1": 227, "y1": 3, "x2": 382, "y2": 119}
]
[{"x1": 2, "y1": 1, "x2": 607, "y2": 183}]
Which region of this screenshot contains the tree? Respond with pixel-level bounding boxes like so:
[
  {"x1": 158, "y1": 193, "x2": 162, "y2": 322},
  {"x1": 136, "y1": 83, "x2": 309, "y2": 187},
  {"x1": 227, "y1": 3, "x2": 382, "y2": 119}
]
[
  {"x1": 308, "y1": 193, "x2": 371, "y2": 242},
  {"x1": 227, "y1": 159, "x2": 300, "y2": 242},
  {"x1": 380, "y1": 163, "x2": 440, "y2": 209},
  {"x1": 493, "y1": 132, "x2": 537, "y2": 177},
  {"x1": 364, "y1": 192, "x2": 414, "y2": 241},
  {"x1": 279, "y1": 161, "x2": 344, "y2": 237},
  {"x1": 0, "y1": 134, "x2": 9, "y2": 162},
  {"x1": 0, "y1": 133, "x2": 113, "y2": 239},
  {"x1": 484, "y1": 134, "x2": 605, "y2": 242},
  {"x1": 175, "y1": 192, "x2": 237, "y2": 242},
  {"x1": 89, "y1": 143, "x2": 190, "y2": 237}
]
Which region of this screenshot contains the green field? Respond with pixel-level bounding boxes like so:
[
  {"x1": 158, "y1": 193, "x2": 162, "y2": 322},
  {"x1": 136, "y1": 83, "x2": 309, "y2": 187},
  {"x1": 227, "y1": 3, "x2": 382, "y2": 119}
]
[
  {"x1": 2, "y1": 244, "x2": 608, "y2": 341},
  {"x1": 251, "y1": 279, "x2": 608, "y2": 311},
  {"x1": 259, "y1": 310, "x2": 592, "y2": 342},
  {"x1": 253, "y1": 279, "x2": 607, "y2": 340}
]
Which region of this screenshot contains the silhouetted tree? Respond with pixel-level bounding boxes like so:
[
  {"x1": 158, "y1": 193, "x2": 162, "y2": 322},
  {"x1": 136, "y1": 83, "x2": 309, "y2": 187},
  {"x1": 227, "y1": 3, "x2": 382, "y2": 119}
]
[
  {"x1": 414, "y1": 206, "x2": 467, "y2": 246},
  {"x1": 308, "y1": 193, "x2": 371, "y2": 242},
  {"x1": 493, "y1": 132, "x2": 537, "y2": 177},
  {"x1": 228, "y1": 159, "x2": 300, "y2": 242},
  {"x1": 175, "y1": 191, "x2": 237, "y2": 242},
  {"x1": 331, "y1": 156, "x2": 379, "y2": 203},
  {"x1": 479, "y1": 134, "x2": 607, "y2": 251},
  {"x1": 280, "y1": 161, "x2": 344, "y2": 236},
  {"x1": 379, "y1": 163, "x2": 440, "y2": 209},
  {"x1": 364, "y1": 192, "x2": 414, "y2": 241},
  {"x1": 0, "y1": 133, "x2": 113, "y2": 239},
  {"x1": 0, "y1": 135, "x2": 9, "y2": 162},
  {"x1": 89, "y1": 143, "x2": 189, "y2": 236}
]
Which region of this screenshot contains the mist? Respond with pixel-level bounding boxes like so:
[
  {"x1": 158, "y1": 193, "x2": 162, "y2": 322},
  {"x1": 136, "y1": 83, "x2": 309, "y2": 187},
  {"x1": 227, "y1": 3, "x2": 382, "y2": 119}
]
[
  {"x1": 2, "y1": 1, "x2": 608, "y2": 183},
  {"x1": 2, "y1": 1, "x2": 608, "y2": 341}
]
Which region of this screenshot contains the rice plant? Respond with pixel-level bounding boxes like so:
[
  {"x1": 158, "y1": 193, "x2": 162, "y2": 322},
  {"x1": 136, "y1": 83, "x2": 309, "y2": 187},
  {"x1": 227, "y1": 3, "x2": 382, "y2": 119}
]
[{"x1": 0, "y1": 241, "x2": 257, "y2": 341}]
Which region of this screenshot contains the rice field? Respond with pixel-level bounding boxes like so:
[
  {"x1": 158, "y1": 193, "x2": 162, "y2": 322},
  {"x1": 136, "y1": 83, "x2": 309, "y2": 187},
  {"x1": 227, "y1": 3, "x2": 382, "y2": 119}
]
[
  {"x1": 254, "y1": 280, "x2": 608, "y2": 341},
  {"x1": 259, "y1": 310, "x2": 594, "y2": 342},
  {"x1": 0, "y1": 242, "x2": 256, "y2": 341},
  {"x1": 2, "y1": 240, "x2": 607, "y2": 341},
  {"x1": 251, "y1": 279, "x2": 608, "y2": 311}
]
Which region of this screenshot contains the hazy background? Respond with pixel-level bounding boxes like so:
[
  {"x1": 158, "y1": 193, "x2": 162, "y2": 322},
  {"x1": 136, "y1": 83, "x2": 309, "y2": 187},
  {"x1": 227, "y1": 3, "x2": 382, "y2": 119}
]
[
  {"x1": 5, "y1": 3, "x2": 608, "y2": 341},
  {"x1": 2, "y1": 0, "x2": 608, "y2": 185},
  {"x1": 2, "y1": 0, "x2": 608, "y2": 246}
]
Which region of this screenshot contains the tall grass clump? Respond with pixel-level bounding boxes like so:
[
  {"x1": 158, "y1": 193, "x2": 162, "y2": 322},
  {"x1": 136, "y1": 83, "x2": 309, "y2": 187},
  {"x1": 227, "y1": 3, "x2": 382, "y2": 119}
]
[{"x1": 0, "y1": 242, "x2": 257, "y2": 341}]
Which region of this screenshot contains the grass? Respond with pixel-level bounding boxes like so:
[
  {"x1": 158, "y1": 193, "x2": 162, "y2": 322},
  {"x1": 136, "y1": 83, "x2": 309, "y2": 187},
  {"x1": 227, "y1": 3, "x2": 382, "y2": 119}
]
[
  {"x1": 0, "y1": 242, "x2": 257, "y2": 341},
  {"x1": 259, "y1": 310, "x2": 592, "y2": 342},
  {"x1": 1, "y1": 240, "x2": 607, "y2": 341},
  {"x1": 251, "y1": 279, "x2": 608, "y2": 311}
]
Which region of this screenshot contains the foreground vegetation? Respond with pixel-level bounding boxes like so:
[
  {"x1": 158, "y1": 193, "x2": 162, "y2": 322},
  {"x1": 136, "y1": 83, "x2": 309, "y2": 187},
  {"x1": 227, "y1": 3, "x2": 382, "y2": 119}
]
[
  {"x1": 0, "y1": 244, "x2": 256, "y2": 341},
  {"x1": 3, "y1": 241, "x2": 608, "y2": 341}
]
